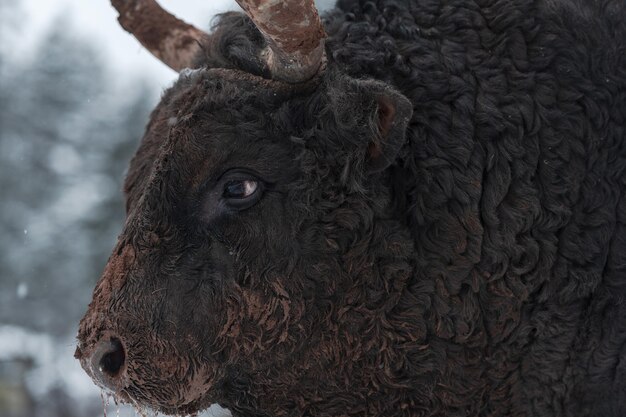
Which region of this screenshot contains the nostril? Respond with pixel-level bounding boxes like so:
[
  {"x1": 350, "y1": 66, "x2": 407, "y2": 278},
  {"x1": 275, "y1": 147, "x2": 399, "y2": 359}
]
[
  {"x1": 99, "y1": 338, "x2": 125, "y2": 377},
  {"x1": 91, "y1": 336, "x2": 126, "y2": 386}
]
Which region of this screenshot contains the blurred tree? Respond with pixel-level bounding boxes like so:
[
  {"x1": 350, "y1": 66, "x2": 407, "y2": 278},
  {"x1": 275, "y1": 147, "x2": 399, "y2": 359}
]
[
  {"x1": 0, "y1": 0, "x2": 23, "y2": 59},
  {"x1": 0, "y1": 13, "x2": 156, "y2": 337}
]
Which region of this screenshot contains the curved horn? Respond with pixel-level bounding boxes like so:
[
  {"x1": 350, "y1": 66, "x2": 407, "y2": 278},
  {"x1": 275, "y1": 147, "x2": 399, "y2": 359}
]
[
  {"x1": 111, "y1": 0, "x2": 207, "y2": 72},
  {"x1": 111, "y1": 0, "x2": 326, "y2": 82},
  {"x1": 235, "y1": 0, "x2": 326, "y2": 83}
]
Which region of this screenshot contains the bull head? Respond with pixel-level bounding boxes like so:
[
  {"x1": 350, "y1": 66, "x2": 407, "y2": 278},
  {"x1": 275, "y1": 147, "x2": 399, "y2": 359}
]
[{"x1": 76, "y1": 0, "x2": 413, "y2": 415}]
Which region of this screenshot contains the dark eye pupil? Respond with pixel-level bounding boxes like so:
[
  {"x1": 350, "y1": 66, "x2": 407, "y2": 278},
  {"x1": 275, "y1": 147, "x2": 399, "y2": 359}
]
[{"x1": 223, "y1": 180, "x2": 257, "y2": 199}]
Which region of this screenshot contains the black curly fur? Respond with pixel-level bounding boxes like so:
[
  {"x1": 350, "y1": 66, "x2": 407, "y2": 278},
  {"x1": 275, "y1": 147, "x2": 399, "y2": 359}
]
[{"x1": 77, "y1": 1, "x2": 626, "y2": 416}]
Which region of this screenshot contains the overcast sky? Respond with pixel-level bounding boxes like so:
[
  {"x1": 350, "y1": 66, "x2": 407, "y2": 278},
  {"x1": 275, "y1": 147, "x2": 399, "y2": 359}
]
[{"x1": 15, "y1": 0, "x2": 336, "y2": 86}]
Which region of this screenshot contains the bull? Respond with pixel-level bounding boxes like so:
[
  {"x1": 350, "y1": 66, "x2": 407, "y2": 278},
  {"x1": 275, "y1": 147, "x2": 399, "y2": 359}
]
[{"x1": 75, "y1": 0, "x2": 626, "y2": 416}]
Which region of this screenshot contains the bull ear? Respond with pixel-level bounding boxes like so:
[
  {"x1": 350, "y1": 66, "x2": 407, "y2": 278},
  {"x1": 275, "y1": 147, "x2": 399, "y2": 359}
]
[
  {"x1": 328, "y1": 76, "x2": 412, "y2": 176},
  {"x1": 366, "y1": 87, "x2": 413, "y2": 173}
]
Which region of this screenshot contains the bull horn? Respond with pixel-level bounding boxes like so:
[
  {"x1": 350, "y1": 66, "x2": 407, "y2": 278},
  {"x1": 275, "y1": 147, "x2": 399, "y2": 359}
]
[
  {"x1": 111, "y1": 0, "x2": 326, "y2": 82},
  {"x1": 235, "y1": 0, "x2": 326, "y2": 83},
  {"x1": 111, "y1": 0, "x2": 207, "y2": 72}
]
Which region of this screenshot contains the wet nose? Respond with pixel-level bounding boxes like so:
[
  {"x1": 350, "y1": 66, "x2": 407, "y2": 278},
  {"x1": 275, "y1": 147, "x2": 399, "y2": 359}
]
[{"x1": 90, "y1": 336, "x2": 126, "y2": 389}]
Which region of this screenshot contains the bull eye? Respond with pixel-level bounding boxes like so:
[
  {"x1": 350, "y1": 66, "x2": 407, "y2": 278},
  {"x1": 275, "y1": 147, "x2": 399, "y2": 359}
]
[{"x1": 217, "y1": 170, "x2": 265, "y2": 210}]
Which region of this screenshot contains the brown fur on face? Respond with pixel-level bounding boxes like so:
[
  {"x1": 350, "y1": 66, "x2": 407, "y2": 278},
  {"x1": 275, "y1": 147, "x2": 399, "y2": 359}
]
[{"x1": 75, "y1": 63, "x2": 414, "y2": 414}]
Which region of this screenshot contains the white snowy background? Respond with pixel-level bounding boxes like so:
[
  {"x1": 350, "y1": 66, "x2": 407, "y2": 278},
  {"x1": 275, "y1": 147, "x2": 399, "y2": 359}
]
[{"x1": 0, "y1": 1, "x2": 334, "y2": 416}]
